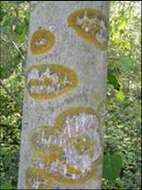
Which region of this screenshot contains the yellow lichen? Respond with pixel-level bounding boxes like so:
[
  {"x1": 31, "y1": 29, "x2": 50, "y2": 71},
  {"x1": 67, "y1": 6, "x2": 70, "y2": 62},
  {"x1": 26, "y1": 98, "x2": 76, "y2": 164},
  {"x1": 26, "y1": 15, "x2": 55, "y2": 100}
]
[
  {"x1": 30, "y1": 29, "x2": 55, "y2": 55},
  {"x1": 26, "y1": 64, "x2": 79, "y2": 100},
  {"x1": 66, "y1": 163, "x2": 81, "y2": 175},
  {"x1": 27, "y1": 107, "x2": 101, "y2": 186},
  {"x1": 31, "y1": 148, "x2": 64, "y2": 168},
  {"x1": 26, "y1": 156, "x2": 102, "y2": 187},
  {"x1": 26, "y1": 167, "x2": 54, "y2": 189},
  {"x1": 43, "y1": 77, "x2": 53, "y2": 86},
  {"x1": 68, "y1": 134, "x2": 94, "y2": 157},
  {"x1": 68, "y1": 8, "x2": 107, "y2": 50}
]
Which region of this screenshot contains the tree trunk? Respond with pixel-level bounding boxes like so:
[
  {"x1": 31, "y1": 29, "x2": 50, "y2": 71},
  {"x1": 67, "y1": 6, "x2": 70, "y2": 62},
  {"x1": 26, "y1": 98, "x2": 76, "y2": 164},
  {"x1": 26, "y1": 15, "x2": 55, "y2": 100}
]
[{"x1": 18, "y1": 1, "x2": 109, "y2": 189}]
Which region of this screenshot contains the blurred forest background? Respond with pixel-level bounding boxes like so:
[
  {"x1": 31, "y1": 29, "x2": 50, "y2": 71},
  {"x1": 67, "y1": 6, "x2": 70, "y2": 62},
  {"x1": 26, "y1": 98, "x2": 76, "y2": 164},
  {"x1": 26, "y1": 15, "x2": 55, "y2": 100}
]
[{"x1": 0, "y1": 1, "x2": 141, "y2": 190}]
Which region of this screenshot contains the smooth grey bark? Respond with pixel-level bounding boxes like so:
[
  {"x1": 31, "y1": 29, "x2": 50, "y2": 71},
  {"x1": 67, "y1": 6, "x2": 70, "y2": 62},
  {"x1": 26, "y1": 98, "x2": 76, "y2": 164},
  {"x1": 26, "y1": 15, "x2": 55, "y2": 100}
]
[{"x1": 18, "y1": 1, "x2": 109, "y2": 189}]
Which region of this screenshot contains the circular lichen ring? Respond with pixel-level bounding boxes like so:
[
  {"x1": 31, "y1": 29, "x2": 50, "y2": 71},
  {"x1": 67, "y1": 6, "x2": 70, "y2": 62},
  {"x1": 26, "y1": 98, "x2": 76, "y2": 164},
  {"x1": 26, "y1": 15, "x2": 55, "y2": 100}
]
[
  {"x1": 67, "y1": 8, "x2": 108, "y2": 50},
  {"x1": 30, "y1": 29, "x2": 55, "y2": 55},
  {"x1": 27, "y1": 107, "x2": 102, "y2": 187}
]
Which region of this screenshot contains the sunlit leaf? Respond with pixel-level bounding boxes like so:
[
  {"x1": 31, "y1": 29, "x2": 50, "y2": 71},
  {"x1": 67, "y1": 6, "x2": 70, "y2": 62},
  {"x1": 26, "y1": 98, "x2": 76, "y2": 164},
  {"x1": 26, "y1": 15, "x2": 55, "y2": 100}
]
[{"x1": 115, "y1": 90, "x2": 125, "y2": 102}]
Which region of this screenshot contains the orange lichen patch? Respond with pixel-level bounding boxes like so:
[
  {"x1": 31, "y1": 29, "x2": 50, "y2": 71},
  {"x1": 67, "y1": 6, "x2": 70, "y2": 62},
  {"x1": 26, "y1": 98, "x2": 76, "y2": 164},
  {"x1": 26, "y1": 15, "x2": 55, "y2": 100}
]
[
  {"x1": 26, "y1": 64, "x2": 79, "y2": 100},
  {"x1": 30, "y1": 29, "x2": 55, "y2": 55},
  {"x1": 68, "y1": 8, "x2": 107, "y2": 49}
]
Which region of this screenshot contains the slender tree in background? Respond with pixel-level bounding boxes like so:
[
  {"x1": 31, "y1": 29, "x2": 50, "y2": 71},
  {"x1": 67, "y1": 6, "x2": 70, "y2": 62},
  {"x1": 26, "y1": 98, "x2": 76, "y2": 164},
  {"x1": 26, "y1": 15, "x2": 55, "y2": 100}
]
[{"x1": 18, "y1": 1, "x2": 109, "y2": 189}]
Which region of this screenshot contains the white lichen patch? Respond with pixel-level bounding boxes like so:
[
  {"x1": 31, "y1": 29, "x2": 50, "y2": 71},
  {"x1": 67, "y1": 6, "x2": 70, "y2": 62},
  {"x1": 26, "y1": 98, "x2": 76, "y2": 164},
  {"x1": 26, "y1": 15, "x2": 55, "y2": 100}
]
[
  {"x1": 34, "y1": 38, "x2": 48, "y2": 47},
  {"x1": 34, "y1": 160, "x2": 45, "y2": 169},
  {"x1": 27, "y1": 68, "x2": 39, "y2": 83}
]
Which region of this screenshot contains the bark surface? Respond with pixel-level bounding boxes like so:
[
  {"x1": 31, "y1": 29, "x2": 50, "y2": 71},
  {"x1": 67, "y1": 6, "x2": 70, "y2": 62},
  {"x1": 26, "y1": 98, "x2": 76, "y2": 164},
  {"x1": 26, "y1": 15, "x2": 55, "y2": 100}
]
[{"x1": 18, "y1": 1, "x2": 109, "y2": 189}]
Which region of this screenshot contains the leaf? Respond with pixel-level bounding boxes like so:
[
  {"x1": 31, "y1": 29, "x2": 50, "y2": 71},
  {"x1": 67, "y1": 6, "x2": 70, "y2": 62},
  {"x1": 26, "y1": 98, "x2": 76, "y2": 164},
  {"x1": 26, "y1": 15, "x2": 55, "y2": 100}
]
[
  {"x1": 116, "y1": 57, "x2": 134, "y2": 73},
  {"x1": 1, "y1": 15, "x2": 11, "y2": 27},
  {"x1": 116, "y1": 178, "x2": 124, "y2": 188},
  {"x1": 108, "y1": 72, "x2": 120, "y2": 90},
  {"x1": 103, "y1": 153, "x2": 123, "y2": 182},
  {"x1": 115, "y1": 90, "x2": 125, "y2": 102},
  {"x1": 0, "y1": 183, "x2": 13, "y2": 190},
  {"x1": 0, "y1": 26, "x2": 9, "y2": 33}
]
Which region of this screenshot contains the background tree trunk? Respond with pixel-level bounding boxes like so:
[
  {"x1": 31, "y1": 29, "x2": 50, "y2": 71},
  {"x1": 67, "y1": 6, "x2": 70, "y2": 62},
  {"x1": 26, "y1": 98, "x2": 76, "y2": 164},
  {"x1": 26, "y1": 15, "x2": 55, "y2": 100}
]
[{"x1": 18, "y1": 1, "x2": 109, "y2": 189}]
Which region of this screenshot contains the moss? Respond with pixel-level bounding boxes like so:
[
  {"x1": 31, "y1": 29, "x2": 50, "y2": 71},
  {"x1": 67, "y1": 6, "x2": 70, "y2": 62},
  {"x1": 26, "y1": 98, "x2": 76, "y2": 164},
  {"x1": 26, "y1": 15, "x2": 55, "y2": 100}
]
[
  {"x1": 30, "y1": 29, "x2": 55, "y2": 55},
  {"x1": 26, "y1": 64, "x2": 79, "y2": 100},
  {"x1": 67, "y1": 8, "x2": 107, "y2": 50}
]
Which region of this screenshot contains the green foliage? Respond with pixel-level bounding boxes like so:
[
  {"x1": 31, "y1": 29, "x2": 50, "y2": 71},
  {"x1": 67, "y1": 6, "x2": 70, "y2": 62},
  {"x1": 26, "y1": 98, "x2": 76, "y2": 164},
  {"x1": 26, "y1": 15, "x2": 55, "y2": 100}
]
[
  {"x1": 107, "y1": 71, "x2": 120, "y2": 90},
  {"x1": 103, "y1": 1, "x2": 141, "y2": 189},
  {"x1": 0, "y1": 1, "x2": 29, "y2": 188},
  {"x1": 0, "y1": 183, "x2": 14, "y2": 190},
  {"x1": 0, "y1": 1, "x2": 141, "y2": 190},
  {"x1": 115, "y1": 90, "x2": 125, "y2": 102},
  {"x1": 116, "y1": 57, "x2": 134, "y2": 73},
  {"x1": 103, "y1": 153, "x2": 123, "y2": 182}
]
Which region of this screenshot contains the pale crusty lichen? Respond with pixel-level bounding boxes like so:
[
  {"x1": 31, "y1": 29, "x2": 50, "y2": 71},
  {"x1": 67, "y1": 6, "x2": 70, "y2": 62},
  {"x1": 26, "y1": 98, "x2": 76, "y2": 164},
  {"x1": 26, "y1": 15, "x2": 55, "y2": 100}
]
[
  {"x1": 68, "y1": 8, "x2": 107, "y2": 50},
  {"x1": 30, "y1": 29, "x2": 55, "y2": 55}
]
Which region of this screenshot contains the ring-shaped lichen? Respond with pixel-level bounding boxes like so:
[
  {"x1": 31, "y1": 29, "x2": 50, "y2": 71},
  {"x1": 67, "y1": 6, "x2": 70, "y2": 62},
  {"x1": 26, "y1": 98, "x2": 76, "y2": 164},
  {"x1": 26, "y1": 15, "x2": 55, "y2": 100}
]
[
  {"x1": 26, "y1": 64, "x2": 79, "y2": 100},
  {"x1": 68, "y1": 8, "x2": 107, "y2": 50},
  {"x1": 30, "y1": 29, "x2": 55, "y2": 55},
  {"x1": 27, "y1": 107, "x2": 101, "y2": 186}
]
